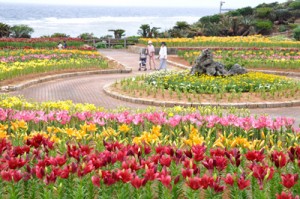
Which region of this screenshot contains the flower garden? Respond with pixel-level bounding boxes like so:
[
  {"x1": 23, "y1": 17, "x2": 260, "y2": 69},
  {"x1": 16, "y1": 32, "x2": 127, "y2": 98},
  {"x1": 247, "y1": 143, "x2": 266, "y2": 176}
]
[
  {"x1": 0, "y1": 36, "x2": 299, "y2": 198},
  {"x1": 111, "y1": 70, "x2": 300, "y2": 103},
  {"x1": 0, "y1": 38, "x2": 111, "y2": 85},
  {"x1": 0, "y1": 95, "x2": 299, "y2": 198},
  {"x1": 177, "y1": 48, "x2": 300, "y2": 70}
]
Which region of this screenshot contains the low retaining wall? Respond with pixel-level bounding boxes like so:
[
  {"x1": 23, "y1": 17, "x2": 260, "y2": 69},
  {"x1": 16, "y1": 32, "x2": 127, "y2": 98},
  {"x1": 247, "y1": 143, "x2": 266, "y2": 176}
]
[{"x1": 103, "y1": 82, "x2": 300, "y2": 109}]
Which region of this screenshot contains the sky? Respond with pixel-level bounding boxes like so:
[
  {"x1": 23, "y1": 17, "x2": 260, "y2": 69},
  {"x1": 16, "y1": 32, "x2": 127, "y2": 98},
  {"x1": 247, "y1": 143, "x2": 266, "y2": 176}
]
[{"x1": 0, "y1": 0, "x2": 289, "y2": 8}]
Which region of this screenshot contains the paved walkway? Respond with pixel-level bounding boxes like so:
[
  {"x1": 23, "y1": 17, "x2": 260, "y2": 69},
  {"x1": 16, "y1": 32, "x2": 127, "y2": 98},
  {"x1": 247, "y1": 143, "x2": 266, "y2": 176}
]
[{"x1": 10, "y1": 49, "x2": 300, "y2": 126}]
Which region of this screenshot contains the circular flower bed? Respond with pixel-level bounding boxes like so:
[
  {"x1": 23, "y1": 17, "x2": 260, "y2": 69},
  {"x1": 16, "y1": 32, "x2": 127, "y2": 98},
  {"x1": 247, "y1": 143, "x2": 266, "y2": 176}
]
[
  {"x1": 111, "y1": 71, "x2": 300, "y2": 104},
  {"x1": 145, "y1": 71, "x2": 298, "y2": 93}
]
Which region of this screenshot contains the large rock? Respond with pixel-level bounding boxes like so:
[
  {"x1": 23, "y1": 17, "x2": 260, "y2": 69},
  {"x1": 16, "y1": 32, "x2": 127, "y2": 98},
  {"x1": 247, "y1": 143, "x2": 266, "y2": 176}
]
[
  {"x1": 228, "y1": 64, "x2": 247, "y2": 75},
  {"x1": 190, "y1": 49, "x2": 247, "y2": 76}
]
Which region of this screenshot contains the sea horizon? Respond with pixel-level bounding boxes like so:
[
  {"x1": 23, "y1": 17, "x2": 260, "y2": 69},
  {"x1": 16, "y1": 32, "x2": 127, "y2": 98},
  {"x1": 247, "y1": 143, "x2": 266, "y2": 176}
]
[{"x1": 0, "y1": 3, "x2": 218, "y2": 37}]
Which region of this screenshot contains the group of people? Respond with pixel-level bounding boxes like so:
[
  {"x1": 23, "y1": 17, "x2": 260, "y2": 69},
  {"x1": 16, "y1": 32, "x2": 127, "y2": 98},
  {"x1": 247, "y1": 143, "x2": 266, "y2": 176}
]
[
  {"x1": 143, "y1": 41, "x2": 167, "y2": 71},
  {"x1": 57, "y1": 41, "x2": 67, "y2": 49}
]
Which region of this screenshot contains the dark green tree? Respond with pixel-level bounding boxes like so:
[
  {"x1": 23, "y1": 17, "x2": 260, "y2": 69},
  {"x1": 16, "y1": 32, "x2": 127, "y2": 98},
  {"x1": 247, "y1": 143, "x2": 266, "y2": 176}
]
[
  {"x1": 0, "y1": 22, "x2": 10, "y2": 37},
  {"x1": 137, "y1": 24, "x2": 150, "y2": 37},
  {"x1": 10, "y1": 24, "x2": 34, "y2": 38}
]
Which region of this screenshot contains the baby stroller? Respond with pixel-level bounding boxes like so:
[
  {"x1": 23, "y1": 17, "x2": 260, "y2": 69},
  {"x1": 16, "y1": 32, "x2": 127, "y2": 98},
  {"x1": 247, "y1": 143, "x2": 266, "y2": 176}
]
[{"x1": 138, "y1": 48, "x2": 147, "y2": 71}]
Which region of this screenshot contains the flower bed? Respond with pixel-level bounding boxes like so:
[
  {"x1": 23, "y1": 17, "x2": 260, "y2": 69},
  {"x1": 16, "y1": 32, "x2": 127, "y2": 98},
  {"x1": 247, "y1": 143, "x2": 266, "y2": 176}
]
[
  {"x1": 139, "y1": 35, "x2": 300, "y2": 48},
  {"x1": 0, "y1": 49, "x2": 108, "y2": 81},
  {"x1": 112, "y1": 71, "x2": 300, "y2": 103},
  {"x1": 0, "y1": 95, "x2": 299, "y2": 198},
  {"x1": 0, "y1": 38, "x2": 84, "y2": 48},
  {"x1": 177, "y1": 48, "x2": 300, "y2": 70}
]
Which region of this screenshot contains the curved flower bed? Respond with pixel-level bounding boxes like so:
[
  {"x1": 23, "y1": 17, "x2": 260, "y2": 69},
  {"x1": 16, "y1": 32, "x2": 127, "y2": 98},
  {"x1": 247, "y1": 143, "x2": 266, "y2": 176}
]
[
  {"x1": 0, "y1": 49, "x2": 108, "y2": 81},
  {"x1": 145, "y1": 71, "x2": 299, "y2": 93},
  {"x1": 139, "y1": 35, "x2": 300, "y2": 48},
  {"x1": 177, "y1": 49, "x2": 300, "y2": 70},
  {"x1": 0, "y1": 38, "x2": 84, "y2": 48}
]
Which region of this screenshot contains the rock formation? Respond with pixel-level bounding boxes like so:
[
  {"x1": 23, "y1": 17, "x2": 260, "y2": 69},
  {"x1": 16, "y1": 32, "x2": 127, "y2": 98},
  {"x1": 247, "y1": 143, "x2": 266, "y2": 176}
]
[{"x1": 190, "y1": 49, "x2": 247, "y2": 76}]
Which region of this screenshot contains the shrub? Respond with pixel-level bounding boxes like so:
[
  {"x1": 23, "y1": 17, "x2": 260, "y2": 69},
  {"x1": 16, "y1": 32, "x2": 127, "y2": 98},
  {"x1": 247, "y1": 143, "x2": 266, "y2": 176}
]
[
  {"x1": 255, "y1": 7, "x2": 273, "y2": 18},
  {"x1": 95, "y1": 42, "x2": 106, "y2": 48},
  {"x1": 255, "y1": 20, "x2": 273, "y2": 34},
  {"x1": 289, "y1": 1, "x2": 300, "y2": 10},
  {"x1": 200, "y1": 14, "x2": 221, "y2": 24},
  {"x1": 278, "y1": 25, "x2": 288, "y2": 32},
  {"x1": 293, "y1": 26, "x2": 300, "y2": 41},
  {"x1": 51, "y1": 33, "x2": 69, "y2": 38},
  {"x1": 10, "y1": 24, "x2": 34, "y2": 38},
  {"x1": 0, "y1": 22, "x2": 10, "y2": 38},
  {"x1": 237, "y1": 7, "x2": 254, "y2": 16}
]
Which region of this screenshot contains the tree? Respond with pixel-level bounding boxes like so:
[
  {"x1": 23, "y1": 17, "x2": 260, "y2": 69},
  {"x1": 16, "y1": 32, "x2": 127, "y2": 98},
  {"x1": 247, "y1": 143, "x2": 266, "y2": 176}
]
[
  {"x1": 148, "y1": 27, "x2": 161, "y2": 38},
  {"x1": 108, "y1": 29, "x2": 125, "y2": 39},
  {"x1": 51, "y1": 33, "x2": 70, "y2": 38},
  {"x1": 137, "y1": 24, "x2": 150, "y2": 37},
  {"x1": 0, "y1": 22, "x2": 10, "y2": 38},
  {"x1": 10, "y1": 24, "x2": 34, "y2": 38},
  {"x1": 78, "y1": 32, "x2": 96, "y2": 40}
]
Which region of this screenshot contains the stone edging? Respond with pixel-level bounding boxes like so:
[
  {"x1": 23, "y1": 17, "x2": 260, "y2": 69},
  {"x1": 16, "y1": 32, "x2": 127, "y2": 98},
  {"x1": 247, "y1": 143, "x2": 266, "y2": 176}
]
[
  {"x1": 0, "y1": 55, "x2": 132, "y2": 92},
  {"x1": 103, "y1": 82, "x2": 300, "y2": 109},
  {"x1": 167, "y1": 60, "x2": 300, "y2": 77}
]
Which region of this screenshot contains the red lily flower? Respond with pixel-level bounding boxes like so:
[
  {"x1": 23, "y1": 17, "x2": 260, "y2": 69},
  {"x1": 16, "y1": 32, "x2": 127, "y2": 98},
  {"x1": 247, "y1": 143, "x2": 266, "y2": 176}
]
[
  {"x1": 224, "y1": 173, "x2": 235, "y2": 186},
  {"x1": 1, "y1": 170, "x2": 12, "y2": 181},
  {"x1": 237, "y1": 174, "x2": 250, "y2": 190},
  {"x1": 159, "y1": 155, "x2": 172, "y2": 167},
  {"x1": 215, "y1": 156, "x2": 227, "y2": 171},
  {"x1": 245, "y1": 149, "x2": 265, "y2": 162},
  {"x1": 116, "y1": 169, "x2": 132, "y2": 183},
  {"x1": 56, "y1": 155, "x2": 67, "y2": 166},
  {"x1": 210, "y1": 148, "x2": 225, "y2": 157},
  {"x1": 183, "y1": 159, "x2": 197, "y2": 170},
  {"x1": 281, "y1": 174, "x2": 298, "y2": 189},
  {"x1": 60, "y1": 166, "x2": 70, "y2": 179},
  {"x1": 91, "y1": 176, "x2": 100, "y2": 187},
  {"x1": 225, "y1": 148, "x2": 241, "y2": 167},
  {"x1": 202, "y1": 157, "x2": 215, "y2": 171},
  {"x1": 130, "y1": 176, "x2": 147, "y2": 189},
  {"x1": 12, "y1": 170, "x2": 23, "y2": 182},
  {"x1": 191, "y1": 144, "x2": 206, "y2": 161},
  {"x1": 251, "y1": 164, "x2": 274, "y2": 190},
  {"x1": 271, "y1": 151, "x2": 288, "y2": 168},
  {"x1": 143, "y1": 144, "x2": 151, "y2": 155},
  {"x1": 200, "y1": 174, "x2": 214, "y2": 189},
  {"x1": 159, "y1": 174, "x2": 172, "y2": 190},
  {"x1": 144, "y1": 167, "x2": 157, "y2": 181},
  {"x1": 212, "y1": 178, "x2": 225, "y2": 193},
  {"x1": 276, "y1": 191, "x2": 300, "y2": 199},
  {"x1": 186, "y1": 176, "x2": 201, "y2": 190},
  {"x1": 13, "y1": 146, "x2": 30, "y2": 156},
  {"x1": 35, "y1": 166, "x2": 45, "y2": 179},
  {"x1": 181, "y1": 168, "x2": 193, "y2": 178}
]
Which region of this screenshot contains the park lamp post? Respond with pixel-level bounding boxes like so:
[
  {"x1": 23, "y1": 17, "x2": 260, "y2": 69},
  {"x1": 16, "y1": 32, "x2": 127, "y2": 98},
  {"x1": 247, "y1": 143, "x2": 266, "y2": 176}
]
[{"x1": 219, "y1": 1, "x2": 225, "y2": 14}]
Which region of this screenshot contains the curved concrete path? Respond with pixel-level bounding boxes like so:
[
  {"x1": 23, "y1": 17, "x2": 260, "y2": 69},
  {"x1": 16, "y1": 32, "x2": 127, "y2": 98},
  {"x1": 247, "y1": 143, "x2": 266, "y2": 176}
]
[{"x1": 10, "y1": 49, "x2": 300, "y2": 126}]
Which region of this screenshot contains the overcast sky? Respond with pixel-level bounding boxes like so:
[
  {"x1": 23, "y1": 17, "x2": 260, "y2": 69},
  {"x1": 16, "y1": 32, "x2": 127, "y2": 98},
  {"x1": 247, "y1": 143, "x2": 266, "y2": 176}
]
[{"x1": 0, "y1": 0, "x2": 288, "y2": 8}]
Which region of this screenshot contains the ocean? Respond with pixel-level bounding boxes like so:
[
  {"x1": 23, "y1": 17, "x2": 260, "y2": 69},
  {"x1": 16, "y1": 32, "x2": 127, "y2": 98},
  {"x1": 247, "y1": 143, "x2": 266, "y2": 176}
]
[{"x1": 0, "y1": 3, "x2": 217, "y2": 38}]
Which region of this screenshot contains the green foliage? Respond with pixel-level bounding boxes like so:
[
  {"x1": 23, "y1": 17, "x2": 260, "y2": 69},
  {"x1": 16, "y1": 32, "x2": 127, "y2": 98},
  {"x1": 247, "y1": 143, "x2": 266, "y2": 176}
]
[
  {"x1": 95, "y1": 42, "x2": 107, "y2": 48},
  {"x1": 254, "y1": 20, "x2": 273, "y2": 34},
  {"x1": 108, "y1": 29, "x2": 125, "y2": 39},
  {"x1": 200, "y1": 14, "x2": 221, "y2": 24},
  {"x1": 293, "y1": 26, "x2": 300, "y2": 41},
  {"x1": 237, "y1": 7, "x2": 254, "y2": 16},
  {"x1": 51, "y1": 33, "x2": 70, "y2": 38},
  {"x1": 289, "y1": 1, "x2": 300, "y2": 9},
  {"x1": 255, "y1": 7, "x2": 273, "y2": 18},
  {"x1": 78, "y1": 32, "x2": 96, "y2": 40},
  {"x1": 278, "y1": 25, "x2": 288, "y2": 32},
  {"x1": 0, "y1": 22, "x2": 10, "y2": 38},
  {"x1": 138, "y1": 24, "x2": 150, "y2": 37},
  {"x1": 10, "y1": 24, "x2": 34, "y2": 38}
]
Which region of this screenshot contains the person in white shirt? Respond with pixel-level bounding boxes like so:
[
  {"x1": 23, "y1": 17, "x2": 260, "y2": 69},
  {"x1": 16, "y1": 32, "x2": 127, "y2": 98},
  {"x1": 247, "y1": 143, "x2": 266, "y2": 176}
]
[
  {"x1": 57, "y1": 42, "x2": 63, "y2": 50},
  {"x1": 146, "y1": 41, "x2": 156, "y2": 70},
  {"x1": 158, "y1": 42, "x2": 167, "y2": 70}
]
